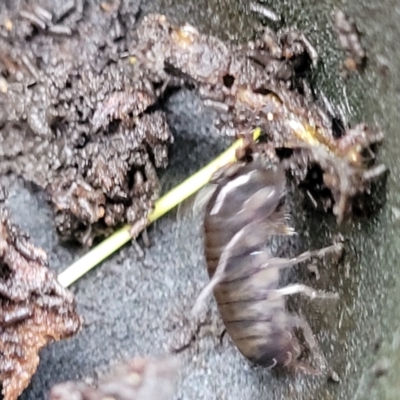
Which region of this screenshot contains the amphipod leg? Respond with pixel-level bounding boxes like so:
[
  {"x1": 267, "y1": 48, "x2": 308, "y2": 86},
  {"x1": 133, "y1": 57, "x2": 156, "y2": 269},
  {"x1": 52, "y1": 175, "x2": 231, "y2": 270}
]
[
  {"x1": 269, "y1": 283, "x2": 339, "y2": 301},
  {"x1": 191, "y1": 227, "x2": 247, "y2": 316},
  {"x1": 286, "y1": 313, "x2": 327, "y2": 375},
  {"x1": 289, "y1": 314, "x2": 320, "y2": 355},
  {"x1": 223, "y1": 243, "x2": 343, "y2": 284},
  {"x1": 265, "y1": 244, "x2": 343, "y2": 301},
  {"x1": 262, "y1": 243, "x2": 343, "y2": 272},
  {"x1": 219, "y1": 329, "x2": 227, "y2": 345}
]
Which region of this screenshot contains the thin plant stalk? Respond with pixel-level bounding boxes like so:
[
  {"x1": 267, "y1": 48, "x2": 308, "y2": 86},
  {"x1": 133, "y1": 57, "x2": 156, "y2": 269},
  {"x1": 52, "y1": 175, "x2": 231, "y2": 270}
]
[{"x1": 57, "y1": 128, "x2": 261, "y2": 288}]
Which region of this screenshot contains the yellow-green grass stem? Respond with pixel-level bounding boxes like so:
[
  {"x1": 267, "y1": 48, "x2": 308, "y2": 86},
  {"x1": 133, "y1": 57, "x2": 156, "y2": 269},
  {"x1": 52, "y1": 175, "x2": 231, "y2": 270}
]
[{"x1": 57, "y1": 128, "x2": 261, "y2": 288}]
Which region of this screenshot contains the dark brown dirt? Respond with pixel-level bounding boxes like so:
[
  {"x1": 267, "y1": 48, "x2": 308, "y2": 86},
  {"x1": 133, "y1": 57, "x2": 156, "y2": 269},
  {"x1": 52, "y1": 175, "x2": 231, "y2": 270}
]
[
  {"x1": 132, "y1": 13, "x2": 386, "y2": 222},
  {"x1": 0, "y1": 1, "x2": 386, "y2": 248},
  {"x1": 0, "y1": 1, "x2": 394, "y2": 400},
  {"x1": 49, "y1": 356, "x2": 179, "y2": 400},
  {"x1": 0, "y1": 0, "x2": 173, "y2": 246},
  {"x1": 0, "y1": 188, "x2": 81, "y2": 400},
  {"x1": 332, "y1": 9, "x2": 367, "y2": 73}
]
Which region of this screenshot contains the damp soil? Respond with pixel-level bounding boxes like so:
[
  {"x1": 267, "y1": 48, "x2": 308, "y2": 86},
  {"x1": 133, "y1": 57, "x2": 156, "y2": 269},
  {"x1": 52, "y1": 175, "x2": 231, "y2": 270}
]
[
  {"x1": 0, "y1": 0, "x2": 173, "y2": 247},
  {"x1": 0, "y1": 0, "x2": 399, "y2": 400}
]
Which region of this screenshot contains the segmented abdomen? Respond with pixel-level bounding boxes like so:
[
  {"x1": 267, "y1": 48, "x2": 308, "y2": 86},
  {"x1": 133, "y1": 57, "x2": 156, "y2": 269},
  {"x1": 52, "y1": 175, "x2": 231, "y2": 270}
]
[{"x1": 204, "y1": 162, "x2": 294, "y2": 366}]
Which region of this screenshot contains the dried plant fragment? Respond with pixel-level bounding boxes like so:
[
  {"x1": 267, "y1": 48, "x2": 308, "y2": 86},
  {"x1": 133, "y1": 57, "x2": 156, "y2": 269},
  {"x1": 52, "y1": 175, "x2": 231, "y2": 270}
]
[
  {"x1": 0, "y1": 190, "x2": 82, "y2": 400},
  {"x1": 332, "y1": 9, "x2": 367, "y2": 72},
  {"x1": 49, "y1": 356, "x2": 180, "y2": 400},
  {"x1": 132, "y1": 13, "x2": 385, "y2": 222}
]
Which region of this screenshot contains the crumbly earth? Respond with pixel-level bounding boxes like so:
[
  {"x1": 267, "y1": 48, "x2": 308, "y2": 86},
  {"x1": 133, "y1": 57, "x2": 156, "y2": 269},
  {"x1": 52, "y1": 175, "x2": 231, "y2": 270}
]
[
  {"x1": 0, "y1": 1, "x2": 397, "y2": 400},
  {"x1": 132, "y1": 13, "x2": 385, "y2": 222},
  {"x1": 49, "y1": 356, "x2": 179, "y2": 400},
  {"x1": 0, "y1": 0, "x2": 173, "y2": 246},
  {"x1": 332, "y1": 9, "x2": 367, "y2": 73},
  {"x1": 0, "y1": 189, "x2": 81, "y2": 400},
  {"x1": 0, "y1": 1, "x2": 386, "y2": 247}
]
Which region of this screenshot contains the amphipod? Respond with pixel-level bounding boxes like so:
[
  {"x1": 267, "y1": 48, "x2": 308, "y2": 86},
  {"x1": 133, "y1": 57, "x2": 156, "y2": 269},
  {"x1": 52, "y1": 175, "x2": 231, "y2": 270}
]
[{"x1": 193, "y1": 160, "x2": 341, "y2": 373}]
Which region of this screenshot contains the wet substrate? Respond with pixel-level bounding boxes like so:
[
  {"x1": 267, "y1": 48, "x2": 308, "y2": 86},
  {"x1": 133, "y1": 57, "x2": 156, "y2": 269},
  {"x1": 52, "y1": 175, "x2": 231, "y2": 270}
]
[
  {"x1": 0, "y1": 1, "x2": 393, "y2": 400},
  {"x1": 0, "y1": 189, "x2": 81, "y2": 400},
  {"x1": 0, "y1": 1, "x2": 385, "y2": 249},
  {"x1": 0, "y1": 0, "x2": 173, "y2": 246}
]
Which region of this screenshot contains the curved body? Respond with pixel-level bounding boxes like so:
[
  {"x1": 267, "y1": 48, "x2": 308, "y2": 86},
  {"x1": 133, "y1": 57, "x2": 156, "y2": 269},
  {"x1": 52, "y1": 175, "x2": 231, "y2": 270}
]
[{"x1": 202, "y1": 161, "x2": 338, "y2": 371}]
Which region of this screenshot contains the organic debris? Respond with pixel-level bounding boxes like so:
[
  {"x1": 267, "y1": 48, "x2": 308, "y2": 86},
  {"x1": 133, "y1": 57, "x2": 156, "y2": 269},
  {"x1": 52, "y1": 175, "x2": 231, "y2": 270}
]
[
  {"x1": 49, "y1": 356, "x2": 180, "y2": 400},
  {"x1": 0, "y1": 3, "x2": 385, "y2": 244},
  {"x1": 0, "y1": 1, "x2": 173, "y2": 246},
  {"x1": 0, "y1": 188, "x2": 82, "y2": 400},
  {"x1": 332, "y1": 9, "x2": 367, "y2": 73},
  {"x1": 132, "y1": 13, "x2": 385, "y2": 222}
]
